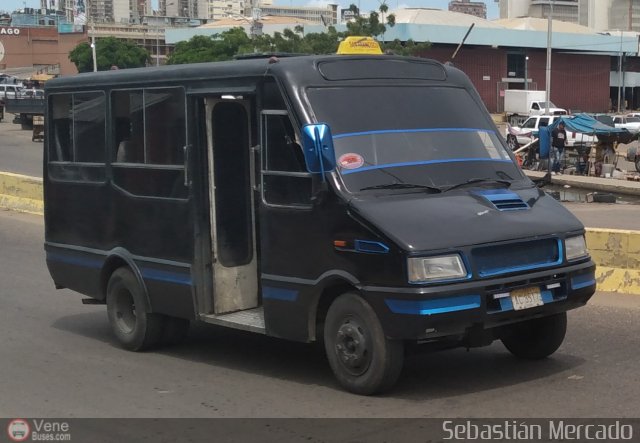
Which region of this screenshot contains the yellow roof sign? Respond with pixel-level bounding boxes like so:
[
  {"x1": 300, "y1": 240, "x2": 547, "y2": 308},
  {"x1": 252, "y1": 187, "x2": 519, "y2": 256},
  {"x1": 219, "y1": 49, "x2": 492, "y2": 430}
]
[{"x1": 337, "y1": 37, "x2": 383, "y2": 55}]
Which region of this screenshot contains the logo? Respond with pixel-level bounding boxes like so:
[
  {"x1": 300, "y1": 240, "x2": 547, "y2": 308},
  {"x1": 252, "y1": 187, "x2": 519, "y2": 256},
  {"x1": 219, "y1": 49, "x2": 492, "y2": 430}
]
[
  {"x1": 0, "y1": 27, "x2": 21, "y2": 35},
  {"x1": 7, "y1": 419, "x2": 31, "y2": 442},
  {"x1": 338, "y1": 153, "x2": 365, "y2": 170}
]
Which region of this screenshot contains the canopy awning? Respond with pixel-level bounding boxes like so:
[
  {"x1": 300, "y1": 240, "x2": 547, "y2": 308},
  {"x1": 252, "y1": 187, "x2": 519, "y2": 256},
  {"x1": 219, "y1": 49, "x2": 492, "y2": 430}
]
[{"x1": 30, "y1": 73, "x2": 56, "y2": 82}]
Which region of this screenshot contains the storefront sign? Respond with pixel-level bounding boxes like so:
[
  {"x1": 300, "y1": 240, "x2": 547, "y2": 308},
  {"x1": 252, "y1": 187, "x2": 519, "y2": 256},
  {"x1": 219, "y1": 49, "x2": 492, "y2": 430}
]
[{"x1": 0, "y1": 27, "x2": 21, "y2": 35}]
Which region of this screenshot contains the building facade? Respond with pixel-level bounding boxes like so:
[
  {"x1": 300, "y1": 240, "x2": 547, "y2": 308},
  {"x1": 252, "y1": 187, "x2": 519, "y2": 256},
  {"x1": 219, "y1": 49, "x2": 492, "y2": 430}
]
[
  {"x1": 448, "y1": 0, "x2": 487, "y2": 19},
  {"x1": 499, "y1": 0, "x2": 579, "y2": 23},
  {"x1": 0, "y1": 23, "x2": 87, "y2": 76},
  {"x1": 501, "y1": 0, "x2": 640, "y2": 32}
]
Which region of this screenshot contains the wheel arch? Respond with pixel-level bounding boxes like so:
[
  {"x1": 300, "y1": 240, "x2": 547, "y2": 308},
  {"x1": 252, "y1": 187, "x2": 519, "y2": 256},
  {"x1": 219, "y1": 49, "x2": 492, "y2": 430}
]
[
  {"x1": 100, "y1": 247, "x2": 152, "y2": 313},
  {"x1": 309, "y1": 272, "x2": 361, "y2": 342}
]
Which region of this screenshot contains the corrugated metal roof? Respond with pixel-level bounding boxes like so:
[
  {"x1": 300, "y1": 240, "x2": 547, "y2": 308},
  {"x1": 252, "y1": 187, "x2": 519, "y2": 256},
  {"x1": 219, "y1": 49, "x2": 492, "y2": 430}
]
[{"x1": 391, "y1": 8, "x2": 506, "y2": 29}]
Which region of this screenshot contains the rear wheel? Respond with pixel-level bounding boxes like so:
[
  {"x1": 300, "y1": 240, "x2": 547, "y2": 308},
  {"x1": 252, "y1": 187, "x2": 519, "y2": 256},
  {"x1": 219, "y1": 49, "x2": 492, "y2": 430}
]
[
  {"x1": 324, "y1": 293, "x2": 404, "y2": 395},
  {"x1": 106, "y1": 268, "x2": 164, "y2": 351},
  {"x1": 501, "y1": 312, "x2": 567, "y2": 360}
]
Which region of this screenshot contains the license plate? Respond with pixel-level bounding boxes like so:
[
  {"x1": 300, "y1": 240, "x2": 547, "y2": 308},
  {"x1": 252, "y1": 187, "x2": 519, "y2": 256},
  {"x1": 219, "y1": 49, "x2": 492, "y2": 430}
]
[{"x1": 511, "y1": 287, "x2": 543, "y2": 311}]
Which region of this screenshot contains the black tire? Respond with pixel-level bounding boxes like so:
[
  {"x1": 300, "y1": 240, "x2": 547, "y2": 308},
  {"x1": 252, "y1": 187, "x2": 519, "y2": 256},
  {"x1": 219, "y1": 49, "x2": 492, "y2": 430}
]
[
  {"x1": 324, "y1": 292, "x2": 404, "y2": 395},
  {"x1": 162, "y1": 316, "x2": 190, "y2": 346},
  {"x1": 501, "y1": 312, "x2": 567, "y2": 360},
  {"x1": 106, "y1": 268, "x2": 164, "y2": 351},
  {"x1": 507, "y1": 134, "x2": 519, "y2": 150}
]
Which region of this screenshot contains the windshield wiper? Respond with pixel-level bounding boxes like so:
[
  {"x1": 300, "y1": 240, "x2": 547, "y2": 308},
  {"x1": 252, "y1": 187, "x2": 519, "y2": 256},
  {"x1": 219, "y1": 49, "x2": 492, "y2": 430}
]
[
  {"x1": 443, "y1": 178, "x2": 511, "y2": 193},
  {"x1": 360, "y1": 183, "x2": 442, "y2": 193}
]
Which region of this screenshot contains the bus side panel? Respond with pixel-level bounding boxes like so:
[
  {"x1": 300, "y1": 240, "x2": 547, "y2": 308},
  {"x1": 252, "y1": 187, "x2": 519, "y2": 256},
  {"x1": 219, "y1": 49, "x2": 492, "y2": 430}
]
[
  {"x1": 45, "y1": 245, "x2": 105, "y2": 298},
  {"x1": 110, "y1": 187, "x2": 196, "y2": 320},
  {"x1": 44, "y1": 180, "x2": 111, "y2": 298},
  {"x1": 136, "y1": 260, "x2": 196, "y2": 320}
]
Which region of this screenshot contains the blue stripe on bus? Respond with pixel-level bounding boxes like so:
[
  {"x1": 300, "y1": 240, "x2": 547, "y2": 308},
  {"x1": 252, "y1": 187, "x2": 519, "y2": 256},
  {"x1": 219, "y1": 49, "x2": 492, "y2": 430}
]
[
  {"x1": 333, "y1": 128, "x2": 495, "y2": 139},
  {"x1": 385, "y1": 295, "x2": 481, "y2": 316},
  {"x1": 341, "y1": 158, "x2": 514, "y2": 175},
  {"x1": 47, "y1": 251, "x2": 192, "y2": 286},
  {"x1": 46, "y1": 251, "x2": 103, "y2": 269},
  {"x1": 262, "y1": 286, "x2": 299, "y2": 302},
  {"x1": 140, "y1": 268, "x2": 192, "y2": 286}
]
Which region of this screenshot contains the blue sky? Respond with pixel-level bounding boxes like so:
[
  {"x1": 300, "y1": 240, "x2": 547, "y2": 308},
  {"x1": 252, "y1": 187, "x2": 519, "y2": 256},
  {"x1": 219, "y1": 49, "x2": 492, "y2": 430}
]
[{"x1": 1, "y1": 0, "x2": 500, "y2": 19}]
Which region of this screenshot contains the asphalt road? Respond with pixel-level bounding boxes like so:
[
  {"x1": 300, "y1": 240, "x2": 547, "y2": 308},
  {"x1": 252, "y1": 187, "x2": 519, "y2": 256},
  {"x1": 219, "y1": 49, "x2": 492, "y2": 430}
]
[
  {"x1": 1, "y1": 209, "x2": 639, "y2": 419},
  {"x1": 0, "y1": 119, "x2": 42, "y2": 177}
]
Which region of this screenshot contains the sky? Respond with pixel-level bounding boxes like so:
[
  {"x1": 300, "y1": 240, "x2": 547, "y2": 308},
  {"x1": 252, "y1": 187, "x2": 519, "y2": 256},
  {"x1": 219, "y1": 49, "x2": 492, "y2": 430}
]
[{"x1": 1, "y1": 0, "x2": 500, "y2": 19}]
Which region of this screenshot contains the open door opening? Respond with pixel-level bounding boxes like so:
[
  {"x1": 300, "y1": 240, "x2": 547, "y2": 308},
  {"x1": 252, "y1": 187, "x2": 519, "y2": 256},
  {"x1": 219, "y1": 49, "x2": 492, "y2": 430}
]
[{"x1": 206, "y1": 98, "x2": 258, "y2": 314}]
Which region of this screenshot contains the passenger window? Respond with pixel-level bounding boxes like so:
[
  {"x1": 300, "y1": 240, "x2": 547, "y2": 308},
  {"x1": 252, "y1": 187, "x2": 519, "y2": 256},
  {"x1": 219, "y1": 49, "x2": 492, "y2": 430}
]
[
  {"x1": 532, "y1": 103, "x2": 539, "y2": 110},
  {"x1": 112, "y1": 88, "x2": 185, "y2": 165},
  {"x1": 522, "y1": 119, "x2": 535, "y2": 129},
  {"x1": 49, "y1": 92, "x2": 105, "y2": 163},
  {"x1": 539, "y1": 118, "x2": 550, "y2": 127}
]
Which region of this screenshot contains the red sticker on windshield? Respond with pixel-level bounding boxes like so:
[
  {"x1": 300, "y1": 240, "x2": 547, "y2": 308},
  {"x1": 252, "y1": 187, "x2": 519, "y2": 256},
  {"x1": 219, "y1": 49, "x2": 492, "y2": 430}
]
[{"x1": 338, "y1": 153, "x2": 365, "y2": 170}]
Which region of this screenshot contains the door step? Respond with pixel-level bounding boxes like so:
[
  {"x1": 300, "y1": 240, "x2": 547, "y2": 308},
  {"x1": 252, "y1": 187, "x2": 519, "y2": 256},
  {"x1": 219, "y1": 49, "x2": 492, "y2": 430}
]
[{"x1": 200, "y1": 306, "x2": 265, "y2": 334}]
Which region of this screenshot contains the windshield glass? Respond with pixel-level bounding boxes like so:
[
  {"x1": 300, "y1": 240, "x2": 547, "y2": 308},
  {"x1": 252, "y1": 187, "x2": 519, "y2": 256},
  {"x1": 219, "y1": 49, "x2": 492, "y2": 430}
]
[{"x1": 306, "y1": 86, "x2": 522, "y2": 192}]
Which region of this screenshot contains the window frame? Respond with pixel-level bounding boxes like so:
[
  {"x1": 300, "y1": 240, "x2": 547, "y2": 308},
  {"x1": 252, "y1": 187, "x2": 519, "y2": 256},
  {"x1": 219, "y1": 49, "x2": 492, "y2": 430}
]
[
  {"x1": 47, "y1": 90, "x2": 108, "y2": 184},
  {"x1": 110, "y1": 86, "x2": 187, "y2": 168},
  {"x1": 260, "y1": 109, "x2": 313, "y2": 209}
]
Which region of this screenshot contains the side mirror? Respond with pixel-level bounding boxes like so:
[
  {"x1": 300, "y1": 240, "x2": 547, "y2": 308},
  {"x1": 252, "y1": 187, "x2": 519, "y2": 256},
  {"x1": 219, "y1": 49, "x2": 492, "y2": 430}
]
[{"x1": 301, "y1": 123, "x2": 336, "y2": 175}]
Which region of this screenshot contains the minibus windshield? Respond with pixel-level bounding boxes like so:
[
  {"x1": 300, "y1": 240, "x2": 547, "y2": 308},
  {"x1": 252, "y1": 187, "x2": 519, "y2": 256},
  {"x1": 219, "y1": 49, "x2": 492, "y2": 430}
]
[{"x1": 306, "y1": 86, "x2": 523, "y2": 193}]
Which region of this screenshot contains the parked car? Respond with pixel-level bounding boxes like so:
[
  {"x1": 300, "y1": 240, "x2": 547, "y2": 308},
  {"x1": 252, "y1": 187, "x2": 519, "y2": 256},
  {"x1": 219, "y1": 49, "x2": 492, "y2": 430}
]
[
  {"x1": 612, "y1": 115, "x2": 640, "y2": 133},
  {"x1": 505, "y1": 115, "x2": 596, "y2": 150},
  {"x1": 591, "y1": 113, "x2": 615, "y2": 127},
  {"x1": 0, "y1": 84, "x2": 24, "y2": 100},
  {"x1": 18, "y1": 88, "x2": 45, "y2": 99}
]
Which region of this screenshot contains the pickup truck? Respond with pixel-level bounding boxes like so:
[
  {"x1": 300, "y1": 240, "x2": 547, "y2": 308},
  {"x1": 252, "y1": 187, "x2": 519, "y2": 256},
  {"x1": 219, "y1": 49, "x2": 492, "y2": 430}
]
[
  {"x1": 505, "y1": 115, "x2": 596, "y2": 150},
  {"x1": 4, "y1": 96, "x2": 45, "y2": 129}
]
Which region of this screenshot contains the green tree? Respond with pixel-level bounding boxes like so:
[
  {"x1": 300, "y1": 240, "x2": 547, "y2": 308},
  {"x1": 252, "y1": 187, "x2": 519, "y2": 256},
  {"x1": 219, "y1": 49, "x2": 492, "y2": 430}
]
[
  {"x1": 69, "y1": 37, "x2": 149, "y2": 73},
  {"x1": 167, "y1": 28, "x2": 255, "y2": 64}
]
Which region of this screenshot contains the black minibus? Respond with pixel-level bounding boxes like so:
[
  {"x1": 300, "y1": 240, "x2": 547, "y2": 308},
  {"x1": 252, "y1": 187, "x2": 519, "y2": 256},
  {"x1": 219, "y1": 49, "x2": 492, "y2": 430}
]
[{"x1": 44, "y1": 54, "x2": 596, "y2": 394}]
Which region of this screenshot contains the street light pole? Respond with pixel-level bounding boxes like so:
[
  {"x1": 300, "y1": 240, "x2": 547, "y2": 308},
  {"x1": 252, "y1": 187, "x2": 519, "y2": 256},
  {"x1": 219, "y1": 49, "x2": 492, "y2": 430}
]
[
  {"x1": 544, "y1": 0, "x2": 553, "y2": 115},
  {"x1": 524, "y1": 55, "x2": 529, "y2": 91},
  {"x1": 617, "y1": 31, "x2": 623, "y2": 113}
]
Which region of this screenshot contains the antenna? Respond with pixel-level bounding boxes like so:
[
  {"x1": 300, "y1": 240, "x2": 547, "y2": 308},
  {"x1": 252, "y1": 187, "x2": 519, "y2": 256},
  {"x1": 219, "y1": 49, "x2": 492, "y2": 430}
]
[{"x1": 450, "y1": 23, "x2": 474, "y2": 62}]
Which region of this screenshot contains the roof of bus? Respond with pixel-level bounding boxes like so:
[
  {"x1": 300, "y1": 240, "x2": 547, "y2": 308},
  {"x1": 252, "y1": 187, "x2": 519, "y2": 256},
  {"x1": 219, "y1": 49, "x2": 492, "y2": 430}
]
[{"x1": 45, "y1": 55, "x2": 472, "y2": 92}]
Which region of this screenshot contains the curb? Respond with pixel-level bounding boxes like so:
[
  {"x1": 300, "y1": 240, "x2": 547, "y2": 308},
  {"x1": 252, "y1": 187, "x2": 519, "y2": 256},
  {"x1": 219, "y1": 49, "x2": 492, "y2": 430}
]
[
  {"x1": 0, "y1": 172, "x2": 44, "y2": 215},
  {"x1": 1, "y1": 171, "x2": 639, "y2": 295}
]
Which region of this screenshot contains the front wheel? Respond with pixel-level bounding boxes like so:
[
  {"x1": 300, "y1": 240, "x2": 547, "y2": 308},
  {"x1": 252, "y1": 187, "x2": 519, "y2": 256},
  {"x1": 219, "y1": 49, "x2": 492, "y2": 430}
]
[
  {"x1": 507, "y1": 134, "x2": 519, "y2": 151},
  {"x1": 106, "y1": 268, "x2": 164, "y2": 351},
  {"x1": 501, "y1": 312, "x2": 567, "y2": 360},
  {"x1": 324, "y1": 293, "x2": 404, "y2": 395}
]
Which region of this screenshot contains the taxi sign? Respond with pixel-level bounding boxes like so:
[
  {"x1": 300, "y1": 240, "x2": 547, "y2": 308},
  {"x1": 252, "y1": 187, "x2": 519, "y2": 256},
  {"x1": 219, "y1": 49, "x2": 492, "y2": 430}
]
[{"x1": 336, "y1": 36, "x2": 383, "y2": 55}]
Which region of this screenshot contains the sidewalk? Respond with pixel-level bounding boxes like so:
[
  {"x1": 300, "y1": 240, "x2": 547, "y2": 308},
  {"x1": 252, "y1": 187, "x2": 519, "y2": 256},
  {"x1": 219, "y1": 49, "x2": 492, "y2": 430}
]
[{"x1": 525, "y1": 170, "x2": 640, "y2": 197}]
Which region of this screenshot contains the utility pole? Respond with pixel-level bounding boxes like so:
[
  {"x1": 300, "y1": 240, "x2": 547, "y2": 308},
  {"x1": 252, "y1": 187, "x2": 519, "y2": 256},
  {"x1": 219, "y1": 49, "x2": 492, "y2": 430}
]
[
  {"x1": 618, "y1": 31, "x2": 623, "y2": 113},
  {"x1": 544, "y1": 0, "x2": 553, "y2": 115}
]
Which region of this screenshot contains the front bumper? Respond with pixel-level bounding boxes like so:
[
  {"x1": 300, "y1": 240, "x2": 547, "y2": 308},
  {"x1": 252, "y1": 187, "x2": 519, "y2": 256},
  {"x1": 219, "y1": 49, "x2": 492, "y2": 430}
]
[{"x1": 364, "y1": 261, "x2": 596, "y2": 341}]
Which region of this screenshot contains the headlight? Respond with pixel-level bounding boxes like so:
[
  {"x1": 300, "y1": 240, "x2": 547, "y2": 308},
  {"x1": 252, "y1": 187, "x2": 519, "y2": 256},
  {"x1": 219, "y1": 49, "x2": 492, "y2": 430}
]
[
  {"x1": 565, "y1": 235, "x2": 589, "y2": 261},
  {"x1": 408, "y1": 254, "x2": 467, "y2": 283}
]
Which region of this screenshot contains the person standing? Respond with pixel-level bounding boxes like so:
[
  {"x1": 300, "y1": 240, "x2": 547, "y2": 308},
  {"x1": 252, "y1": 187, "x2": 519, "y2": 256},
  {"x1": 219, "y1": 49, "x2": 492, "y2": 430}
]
[{"x1": 551, "y1": 121, "x2": 567, "y2": 174}]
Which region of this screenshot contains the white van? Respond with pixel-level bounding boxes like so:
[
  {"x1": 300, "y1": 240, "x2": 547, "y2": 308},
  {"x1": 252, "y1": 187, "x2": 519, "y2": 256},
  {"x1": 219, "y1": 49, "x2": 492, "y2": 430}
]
[
  {"x1": 0, "y1": 84, "x2": 24, "y2": 100},
  {"x1": 506, "y1": 115, "x2": 596, "y2": 149}
]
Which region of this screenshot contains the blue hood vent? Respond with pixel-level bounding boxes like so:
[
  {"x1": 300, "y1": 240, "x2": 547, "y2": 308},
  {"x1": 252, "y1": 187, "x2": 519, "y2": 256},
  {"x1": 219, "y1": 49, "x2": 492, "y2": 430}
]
[{"x1": 476, "y1": 190, "x2": 529, "y2": 211}]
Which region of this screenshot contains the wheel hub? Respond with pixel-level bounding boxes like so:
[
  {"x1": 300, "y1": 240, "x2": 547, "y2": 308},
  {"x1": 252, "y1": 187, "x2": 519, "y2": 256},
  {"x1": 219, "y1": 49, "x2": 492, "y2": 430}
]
[
  {"x1": 334, "y1": 319, "x2": 371, "y2": 375},
  {"x1": 114, "y1": 289, "x2": 137, "y2": 334}
]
